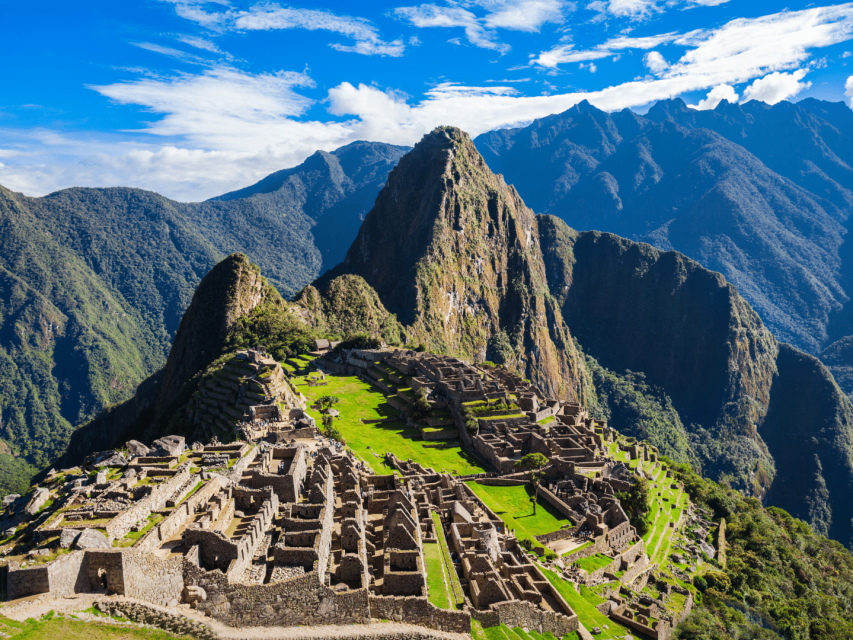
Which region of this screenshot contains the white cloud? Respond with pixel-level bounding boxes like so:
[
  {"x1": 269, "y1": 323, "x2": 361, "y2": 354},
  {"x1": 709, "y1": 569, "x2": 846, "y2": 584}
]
[
  {"x1": 6, "y1": 4, "x2": 853, "y2": 202},
  {"x1": 588, "y1": 0, "x2": 660, "y2": 21},
  {"x1": 741, "y1": 69, "x2": 811, "y2": 104},
  {"x1": 686, "y1": 0, "x2": 731, "y2": 6},
  {"x1": 395, "y1": 1, "x2": 569, "y2": 52},
  {"x1": 643, "y1": 51, "x2": 668, "y2": 73},
  {"x1": 532, "y1": 31, "x2": 679, "y2": 67},
  {"x1": 168, "y1": 2, "x2": 404, "y2": 56},
  {"x1": 688, "y1": 83, "x2": 738, "y2": 109},
  {"x1": 846, "y1": 76, "x2": 853, "y2": 105},
  {"x1": 131, "y1": 42, "x2": 208, "y2": 65},
  {"x1": 176, "y1": 35, "x2": 223, "y2": 53}
]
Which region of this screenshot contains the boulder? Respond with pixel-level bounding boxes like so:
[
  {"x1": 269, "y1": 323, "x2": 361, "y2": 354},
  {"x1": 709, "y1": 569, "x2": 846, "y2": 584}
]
[
  {"x1": 151, "y1": 435, "x2": 186, "y2": 457},
  {"x1": 123, "y1": 468, "x2": 137, "y2": 480},
  {"x1": 25, "y1": 487, "x2": 50, "y2": 515},
  {"x1": 60, "y1": 528, "x2": 83, "y2": 549},
  {"x1": 72, "y1": 528, "x2": 111, "y2": 550},
  {"x1": 96, "y1": 470, "x2": 108, "y2": 485},
  {"x1": 93, "y1": 453, "x2": 128, "y2": 468},
  {"x1": 3, "y1": 494, "x2": 20, "y2": 508},
  {"x1": 191, "y1": 441, "x2": 204, "y2": 451},
  {"x1": 126, "y1": 440, "x2": 150, "y2": 457}
]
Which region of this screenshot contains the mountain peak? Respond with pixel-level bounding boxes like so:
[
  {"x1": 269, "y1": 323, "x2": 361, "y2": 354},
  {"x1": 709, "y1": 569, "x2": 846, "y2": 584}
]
[{"x1": 321, "y1": 127, "x2": 589, "y2": 401}]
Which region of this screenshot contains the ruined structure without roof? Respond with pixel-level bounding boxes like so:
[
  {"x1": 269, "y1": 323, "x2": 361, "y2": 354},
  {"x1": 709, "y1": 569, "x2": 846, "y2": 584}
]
[{"x1": 0, "y1": 347, "x2": 700, "y2": 640}]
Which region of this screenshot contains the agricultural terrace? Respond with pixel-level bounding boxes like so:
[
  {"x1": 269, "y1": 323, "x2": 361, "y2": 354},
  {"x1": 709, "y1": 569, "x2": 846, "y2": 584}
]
[
  {"x1": 472, "y1": 620, "x2": 580, "y2": 640},
  {"x1": 294, "y1": 362, "x2": 489, "y2": 476},
  {"x1": 464, "y1": 482, "x2": 570, "y2": 544}
]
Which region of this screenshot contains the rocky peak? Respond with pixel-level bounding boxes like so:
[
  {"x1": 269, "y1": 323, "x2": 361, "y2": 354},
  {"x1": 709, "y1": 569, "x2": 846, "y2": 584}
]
[
  {"x1": 322, "y1": 126, "x2": 590, "y2": 401},
  {"x1": 157, "y1": 253, "x2": 266, "y2": 415}
]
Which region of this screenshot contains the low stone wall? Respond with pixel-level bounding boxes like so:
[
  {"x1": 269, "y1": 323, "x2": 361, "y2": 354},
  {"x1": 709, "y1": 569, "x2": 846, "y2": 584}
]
[
  {"x1": 620, "y1": 553, "x2": 650, "y2": 585},
  {"x1": 534, "y1": 528, "x2": 575, "y2": 544},
  {"x1": 227, "y1": 445, "x2": 259, "y2": 483},
  {"x1": 475, "y1": 479, "x2": 527, "y2": 486},
  {"x1": 369, "y1": 595, "x2": 471, "y2": 633},
  {"x1": 563, "y1": 536, "x2": 608, "y2": 562},
  {"x1": 7, "y1": 563, "x2": 49, "y2": 599},
  {"x1": 471, "y1": 599, "x2": 579, "y2": 637},
  {"x1": 419, "y1": 428, "x2": 459, "y2": 441},
  {"x1": 107, "y1": 467, "x2": 191, "y2": 539},
  {"x1": 536, "y1": 486, "x2": 580, "y2": 524},
  {"x1": 96, "y1": 599, "x2": 216, "y2": 640}
]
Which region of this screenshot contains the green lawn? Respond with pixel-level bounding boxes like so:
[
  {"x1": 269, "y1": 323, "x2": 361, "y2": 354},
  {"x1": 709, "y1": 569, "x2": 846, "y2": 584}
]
[
  {"x1": 464, "y1": 482, "x2": 570, "y2": 543},
  {"x1": 472, "y1": 622, "x2": 579, "y2": 640},
  {"x1": 432, "y1": 512, "x2": 465, "y2": 606},
  {"x1": 540, "y1": 569, "x2": 631, "y2": 639},
  {"x1": 573, "y1": 553, "x2": 614, "y2": 573},
  {"x1": 423, "y1": 543, "x2": 451, "y2": 609},
  {"x1": 299, "y1": 373, "x2": 488, "y2": 475},
  {"x1": 0, "y1": 612, "x2": 193, "y2": 639}
]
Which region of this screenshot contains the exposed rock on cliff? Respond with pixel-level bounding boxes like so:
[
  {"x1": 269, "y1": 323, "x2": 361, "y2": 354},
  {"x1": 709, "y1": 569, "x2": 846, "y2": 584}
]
[{"x1": 320, "y1": 127, "x2": 590, "y2": 402}]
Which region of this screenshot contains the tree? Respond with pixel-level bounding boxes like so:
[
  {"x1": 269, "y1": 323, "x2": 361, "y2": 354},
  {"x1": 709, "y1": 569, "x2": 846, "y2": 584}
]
[
  {"x1": 513, "y1": 452, "x2": 549, "y2": 515},
  {"x1": 461, "y1": 405, "x2": 479, "y2": 437},
  {"x1": 615, "y1": 477, "x2": 651, "y2": 536},
  {"x1": 317, "y1": 396, "x2": 340, "y2": 413},
  {"x1": 409, "y1": 387, "x2": 431, "y2": 422}
]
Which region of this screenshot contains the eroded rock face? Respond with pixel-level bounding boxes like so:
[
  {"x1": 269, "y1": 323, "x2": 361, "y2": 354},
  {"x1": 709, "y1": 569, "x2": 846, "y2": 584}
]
[{"x1": 318, "y1": 127, "x2": 591, "y2": 402}]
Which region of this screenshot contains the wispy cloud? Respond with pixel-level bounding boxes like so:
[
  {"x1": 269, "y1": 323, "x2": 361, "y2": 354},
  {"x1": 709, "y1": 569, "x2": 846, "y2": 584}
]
[
  {"x1": 5, "y1": 4, "x2": 853, "y2": 202},
  {"x1": 395, "y1": 1, "x2": 570, "y2": 53},
  {"x1": 168, "y1": 2, "x2": 405, "y2": 56},
  {"x1": 131, "y1": 42, "x2": 210, "y2": 65},
  {"x1": 532, "y1": 31, "x2": 678, "y2": 67}
]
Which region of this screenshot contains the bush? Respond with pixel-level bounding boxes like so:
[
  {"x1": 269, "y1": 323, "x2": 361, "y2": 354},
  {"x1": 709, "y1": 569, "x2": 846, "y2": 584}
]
[
  {"x1": 693, "y1": 575, "x2": 708, "y2": 592},
  {"x1": 333, "y1": 333, "x2": 383, "y2": 352},
  {"x1": 519, "y1": 538, "x2": 534, "y2": 551}
]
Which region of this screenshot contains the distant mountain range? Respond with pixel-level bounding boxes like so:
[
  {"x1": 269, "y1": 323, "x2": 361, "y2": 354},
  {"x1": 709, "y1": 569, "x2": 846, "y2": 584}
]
[
  {"x1": 0, "y1": 140, "x2": 406, "y2": 493},
  {"x1": 474, "y1": 98, "x2": 853, "y2": 392}
]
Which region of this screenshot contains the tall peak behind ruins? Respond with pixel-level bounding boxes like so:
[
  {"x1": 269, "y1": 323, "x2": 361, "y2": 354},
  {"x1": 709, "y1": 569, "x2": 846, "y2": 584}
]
[{"x1": 318, "y1": 126, "x2": 591, "y2": 402}]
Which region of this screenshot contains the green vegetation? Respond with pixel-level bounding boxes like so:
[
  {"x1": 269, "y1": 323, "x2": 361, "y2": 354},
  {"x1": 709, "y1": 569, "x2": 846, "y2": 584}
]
[
  {"x1": 298, "y1": 373, "x2": 487, "y2": 475},
  {"x1": 584, "y1": 354, "x2": 694, "y2": 466},
  {"x1": 471, "y1": 621, "x2": 580, "y2": 640},
  {"x1": 113, "y1": 513, "x2": 164, "y2": 548},
  {"x1": 464, "y1": 482, "x2": 568, "y2": 544},
  {"x1": 423, "y1": 542, "x2": 451, "y2": 609},
  {"x1": 0, "y1": 610, "x2": 192, "y2": 639},
  {"x1": 540, "y1": 569, "x2": 630, "y2": 639},
  {"x1": 615, "y1": 476, "x2": 652, "y2": 537},
  {"x1": 432, "y1": 511, "x2": 464, "y2": 607},
  {"x1": 671, "y1": 462, "x2": 853, "y2": 640},
  {"x1": 572, "y1": 553, "x2": 613, "y2": 573}
]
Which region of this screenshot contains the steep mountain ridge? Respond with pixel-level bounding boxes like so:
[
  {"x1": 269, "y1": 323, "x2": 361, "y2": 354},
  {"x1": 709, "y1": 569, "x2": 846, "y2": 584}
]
[
  {"x1": 537, "y1": 214, "x2": 853, "y2": 546},
  {"x1": 319, "y1": 127, "x2": 590, "y2": 402},
  {"x1": 475, "y1": 99, "x2": 853, "y2": 356},
  {"x1": 0, "y1": 141, "x2": 405, "y2": 492}
]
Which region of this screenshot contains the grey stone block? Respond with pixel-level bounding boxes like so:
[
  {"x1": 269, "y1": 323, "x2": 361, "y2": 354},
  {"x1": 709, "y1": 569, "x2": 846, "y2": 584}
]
[
  {"x1": 60, "y1": 528, "x2": 83, "y2": 549},
  {"x1": 72, "y1": 528, "x2": 111, "y2": 550}
]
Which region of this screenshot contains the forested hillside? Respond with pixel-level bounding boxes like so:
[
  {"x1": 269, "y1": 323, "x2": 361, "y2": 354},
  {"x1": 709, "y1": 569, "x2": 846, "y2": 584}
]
[{"x1": 0, "y1": 141, "x2": 405, "y2": 494}]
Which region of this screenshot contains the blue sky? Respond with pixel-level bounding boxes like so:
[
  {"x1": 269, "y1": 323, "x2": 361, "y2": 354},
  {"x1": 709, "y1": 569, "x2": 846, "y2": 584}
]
[{"x1": 3, "y1": 0, "x2": 853, "y2": 201}]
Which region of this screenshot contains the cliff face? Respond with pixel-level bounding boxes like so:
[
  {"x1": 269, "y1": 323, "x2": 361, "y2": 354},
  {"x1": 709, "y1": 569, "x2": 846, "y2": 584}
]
[
  {"x1": 61, "y1": 254, "x2": 278, "y2": 464},
  {"x1": 539, "y1": 217, "x2": 779, "y2": 494},
  {"x1": 762, "y1": 345, "x2": 853, "y2": 547},
  {"x1": 322, "y1": 127, "x2": 589, "y2": 401},
  {"x1": 538, "y1": 215, "x2": 853, "y2": 546}
]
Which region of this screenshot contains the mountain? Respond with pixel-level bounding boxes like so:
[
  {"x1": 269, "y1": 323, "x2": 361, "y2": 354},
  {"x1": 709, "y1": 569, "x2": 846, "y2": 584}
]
[
  {"x1": 474, "y1": 98, "x2": 853, "y2": 358},
  {"x1": 538, "y1": 216, "x2": 853, "y2": 545},
  {"x1": 212, "y1": 141, "x2": 409, "y2": 272},
  {"x1": 60, "y1": 253, "x2": 315, "y2": 464},
  {"x1": 0, "y1": 141, "x2": 405, "y2": 493},
  {"x1": 309, "y1": 129, "x2": 853, "y2": 546},
  {"x1": 317, "y1": 126, "x2": 591, "y2": 402}
]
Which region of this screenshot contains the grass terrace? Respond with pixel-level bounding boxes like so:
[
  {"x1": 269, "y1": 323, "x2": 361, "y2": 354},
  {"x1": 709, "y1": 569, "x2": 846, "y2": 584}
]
[
  {"x1": 298, "y1": 373, "x2": 488, "y2": 475},
  {"x1": 464, "y1": 482, "x2": 569, "y2": 543},
  {"x1": 423, "y1": 542, "x2": 451, "y2": 609},
  {"x1": 540, "y1": 569, "x2": 630, "y2": 639},
  {"x1": 432, "y1": 512, "x2": 465, "y2": 607},
  {"x1": 572, "y1": 553, "x2": 613, "y2": 573},
  {"x1": 0, "y1": 612, "x2": 194, "y2": 640},
  {"x1": 471, "y1": 621, "x2": 580, "y2": 640}
]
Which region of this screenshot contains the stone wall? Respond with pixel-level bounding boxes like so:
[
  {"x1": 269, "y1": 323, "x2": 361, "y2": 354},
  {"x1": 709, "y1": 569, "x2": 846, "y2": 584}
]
[
  {"x1": 96, "y1": 598, "x2": 216, "y2": 640},
  {"x1": 106, "y1": 467, "x2": 191, "y2": 539},
  {"x1": 47, "y1": 550, "x2": 89, "y2": 597},
  {"x1": 226, "y1": 445, "x2": 259, "y2": 483},
  {"x1": 535, "y1": 486, "x2": 580, "y2": 524},
  {"x1": 534, "y1": 528, "x2": 575, "y2": 544},
  {"x1": 183, "y1": 561, "x2": 371, "y2": 627},
  {"x1": 7, "y1": 563, "x2": 49, "y2": 599},
  {"x1": 123, "y1": 550, "x2": 184, "y2": 607},
  {"x1": 86, "y1": 549, "x2": 126, "y2": 594},
  {"x1": 472, "y1": 599, "x2": 579, "y2": 637},
  {"x1": 368, "y1": 595, "x2": 471, "y2": 633},
  {"x1": 620, "y1": 553, "x2": 649, "y2": 585}
]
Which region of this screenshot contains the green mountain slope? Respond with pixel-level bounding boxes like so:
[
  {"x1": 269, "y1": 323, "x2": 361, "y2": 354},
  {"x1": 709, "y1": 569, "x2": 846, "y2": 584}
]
[{"x1": 0, "y1": 141, "x2": 406, "y2": 494}]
